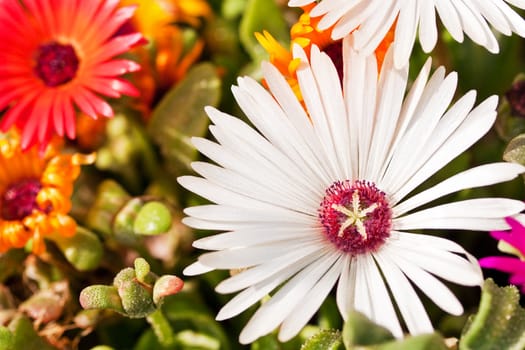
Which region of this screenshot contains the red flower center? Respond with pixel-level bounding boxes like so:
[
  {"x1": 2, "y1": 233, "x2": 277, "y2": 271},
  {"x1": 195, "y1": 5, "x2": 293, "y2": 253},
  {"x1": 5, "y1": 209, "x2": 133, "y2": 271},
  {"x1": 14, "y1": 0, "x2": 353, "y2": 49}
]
[
  {"x1": 1, "y1": 179, "x2": 43, "y2": 221},
  {"x1": 319, "y1": 180, "x2": 392, "y2": 255},
  {"x1": 324, "y1": 41, "x2": 343, "y2": 83},
  {"x1": 34, "y1": 42, "x2": 79, "y2": 87}
]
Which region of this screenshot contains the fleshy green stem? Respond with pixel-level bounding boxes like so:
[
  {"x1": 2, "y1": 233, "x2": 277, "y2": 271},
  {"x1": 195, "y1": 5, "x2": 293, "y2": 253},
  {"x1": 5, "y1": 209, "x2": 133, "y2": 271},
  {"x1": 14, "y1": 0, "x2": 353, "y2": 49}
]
[{"x1": 146, "y1": 308, "x2": 176, "y2": 348}]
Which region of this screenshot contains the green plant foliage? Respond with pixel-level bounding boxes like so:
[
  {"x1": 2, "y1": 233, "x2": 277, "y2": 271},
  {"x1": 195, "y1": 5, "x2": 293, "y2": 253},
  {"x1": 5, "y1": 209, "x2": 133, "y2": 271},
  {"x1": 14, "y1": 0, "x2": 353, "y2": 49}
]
[
  {"x1": 504, "y1": 133, "x2": 525, "y2": 165},
  {"x1": 300, "y1": 329, "x2": 343, "y2": 350},
  {"x1": 342, "y1": 311, "x2": 395, "y2": 347},
  {"x1": 239, "y1": 0, "x2": 288, "y2": 61},
  {"x1": 53, "y1": 226, "x2": 103, "y2": 271},
  {"x1": 460, "y1": 278, "x2": 525, "y2": 350},
  {"x1": 337, "y1": 311, "x2": 447, "y2": 350},
  {"x1": 0, "y1": 315, "x2": 56, "y2": 350},
  {"x1": 148, "y1": 63, "x2": 221, "y2": 176}
]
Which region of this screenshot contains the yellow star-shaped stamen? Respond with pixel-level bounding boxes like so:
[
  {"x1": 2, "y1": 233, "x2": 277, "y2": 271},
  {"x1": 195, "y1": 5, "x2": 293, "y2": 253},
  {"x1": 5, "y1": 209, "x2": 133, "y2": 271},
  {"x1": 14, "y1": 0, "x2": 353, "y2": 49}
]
[{"x1": 331, "y1": 190, "x2": 379, "y2": 239}]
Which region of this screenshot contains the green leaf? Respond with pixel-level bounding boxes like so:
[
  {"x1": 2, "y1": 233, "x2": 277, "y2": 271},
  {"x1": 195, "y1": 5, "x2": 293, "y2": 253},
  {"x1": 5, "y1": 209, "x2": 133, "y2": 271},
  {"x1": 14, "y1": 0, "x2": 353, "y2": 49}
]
[
  {"x1": 161, "y1": 291, "x2": 232, "y2": 350},
  {"x1": 239, "y1": 0, "x2": 288, "y2": 61},
  {"x1": 133, "y1": 201, "x2": 173, "y2": 236},
  {"x1": 342, "y1": 311, "x2": 395, "y2": 347},
  {"x1": 504, "y1": 133, "x2": 525, "y2": 165},
  {"x1": 175, "y1": 330, "x2": 221, "y2": 350},
  {"x1": 4, "y1": 315, "x2": 57, "y2": 350},
  {"x1": 251, "y1": 333, "x2": 282, "y2": 350},
  {"x1": 460, "y1": 278, "x2": 525, "y2": 350},
  {"x1": 375, "y1": 334, "x2": 448, "y2": 350},
  {"x1": 0, "y1": 326, "x2": 13, "y2": 349},
  {"x1": 54, "y1": 227, "x2": 103, "y2": 271},
  {"x1": 148, "y1": 63, "x2": 221, "y2": 176},
  {"x1": 221, "y1": 0, "x2": 247, "y2": 19},
  {"x1": 300, "y1": 329, "x2": 343, "y2": 350}
]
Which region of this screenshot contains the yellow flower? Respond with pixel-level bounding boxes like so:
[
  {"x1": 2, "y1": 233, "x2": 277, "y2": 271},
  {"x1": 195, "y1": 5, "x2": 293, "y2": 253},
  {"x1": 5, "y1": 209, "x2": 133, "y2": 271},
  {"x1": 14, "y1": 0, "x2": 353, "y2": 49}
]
[
  {"x1": 121, "y1": 0, "x2": 211, "y2": 36},
  {"x1": 257, "y1": 5, "x2": 395, "y2": 102},
  {"x1": 121, "y1": 0, "x2": 211, "y2": 120},
  {"x1": 0, "y1": 130, "x2": 95, "y2": 254}
]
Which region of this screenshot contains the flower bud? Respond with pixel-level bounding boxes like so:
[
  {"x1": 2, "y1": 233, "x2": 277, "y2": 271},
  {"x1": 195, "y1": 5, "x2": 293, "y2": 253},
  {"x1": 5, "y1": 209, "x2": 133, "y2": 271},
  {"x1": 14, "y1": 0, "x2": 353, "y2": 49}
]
[{"x1": 153, "y1": 275, "x2": 184, "y2": 306}]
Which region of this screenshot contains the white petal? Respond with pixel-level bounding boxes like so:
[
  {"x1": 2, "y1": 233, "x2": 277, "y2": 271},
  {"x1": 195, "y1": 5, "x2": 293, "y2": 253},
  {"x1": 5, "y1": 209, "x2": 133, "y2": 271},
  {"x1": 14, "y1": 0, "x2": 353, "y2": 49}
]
[
  {"x1": 419, "y1": 1, "x2": 438, "y2": 52},
  {"x1": 453, "y1": 0, "x2": 499, "y2": 52},
  {"x1": 336, "y1": 254, "x2": 355, "y2": 321},
  {"x1": 261, "y1": 61, "x2": 333, "y2": 182},
  {"x1": 353, "y1": 255, "x2": 373, "y2": 319},
  {"x1": 393, "y1": 0, "x2": 419, "y2": 68},
  {"x1": 215, "y1": 244, "x2": 325, "y2": 293},
  {"x1": 381, "y1": 68, "x2": 458, "y2": 193},
  {"x1": 394, "y1": 162, "x2": 525, "y2": 215},
  {"x1": 506, "y1": 0, "x2": 525, "y2": 8},
  {"x1": 366, "y1": 46, "x2": 408, "y2": 181},
  {"x1": 473, "y1": 0, "x2": 512, "y2": 35},
  {"x1": 492, "y1": 0, "x2": 525, "y2": 36},
  {"x1": 294, "y1": 44, "x2": 341, "y2": 180},
  {"x1": 435, "y1": 0, "x2": 465, "y2": 42},
  {"x1": 233, "y1": 76, "x2": 332, "y2": 186},
  {"x1": 343, "y1": 37, "x2": 379, "y2": 179},
  {"x1": 317, "y1": 0, "x2": 367, "y2": 35},
  {"x1": 374, "y1": 250, "x2": 434, "y2": 335},
  {"x1": 382, "y1": 245, "x2": 464, "y2": 315},
  {"x1": 205, "y1": 106, "x2": 328, "y2": 193},
  {"x1": 308, "y1": 44, "x2": 352, "y2": 179},
  {"x1": 191, "y1": 161, "x2": 317, "y2": 213},
  {"x1": 193, "y1": 225, "x2": 318, "y2": 251},
  {"x1": 364, "y1": 254, "x2": 404, "y2": 337},
  {"x1": 393, "y1": 198, "x2": 525, "y2": 231},
  {"x1": 387, "y1": 233, "x2": 483, "y2": 286},
  {"x1": 350, "y1": 1, "x2": 398, "y2": 55},
  {"x1": 183, "y1": 260, "x2": 214, "y2": 276},
  {"x1": 216, "y1": 248, "x2": 328, "y2": 320},
  {"x1": 239, "y1": 251, "x2": 341, "y2": 344},
  {"x1": 379, "y1": 58, "x2": 433, "y2": 182},
  {"x1": 278, "y1": 255, "x2": 344, "y2": 341},
  {"x1": 178, "y1": 176, "x2": 277, "y2": 211},
  {"x1": 392, "y1": 95, "x2": 498, "y2": 203},
  {"x1": 185, "y1": 204, "x2": 316, "y2": 227},
  {"x1": 181, "y1": 216, "x2": 255, "y2": 231},
  {"x1": 288, "y1": 0, "x2": 314, "y2": 7},
  {"x1": 198, "y1": 238, "x2": 324, "y2": 269}
]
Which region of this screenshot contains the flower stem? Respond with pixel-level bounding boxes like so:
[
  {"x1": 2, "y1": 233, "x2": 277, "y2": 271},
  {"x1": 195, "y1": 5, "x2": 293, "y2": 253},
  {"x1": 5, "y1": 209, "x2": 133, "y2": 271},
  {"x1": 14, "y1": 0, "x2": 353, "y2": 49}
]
[{"x1": 146, "y1": 308, "x2": 176, "y2": 347}]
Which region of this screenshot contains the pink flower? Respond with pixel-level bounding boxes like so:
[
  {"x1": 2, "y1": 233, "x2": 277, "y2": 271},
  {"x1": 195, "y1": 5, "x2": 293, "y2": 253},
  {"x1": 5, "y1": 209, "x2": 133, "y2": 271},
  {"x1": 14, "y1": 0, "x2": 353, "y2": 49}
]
[
  {"x1": 480, "y1": 217, "x2": 525, "y2": 293},
  {"x1": 0, "y1": 0, "x2": 143, "y2": 151}
]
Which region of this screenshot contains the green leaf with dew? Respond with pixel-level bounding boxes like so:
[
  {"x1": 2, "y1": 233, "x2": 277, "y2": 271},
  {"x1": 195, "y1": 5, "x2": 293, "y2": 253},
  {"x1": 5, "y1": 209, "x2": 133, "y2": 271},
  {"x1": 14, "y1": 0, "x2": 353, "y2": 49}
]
[{"x1": 460, "y1": 278, "x2": 525, "y2": 350}]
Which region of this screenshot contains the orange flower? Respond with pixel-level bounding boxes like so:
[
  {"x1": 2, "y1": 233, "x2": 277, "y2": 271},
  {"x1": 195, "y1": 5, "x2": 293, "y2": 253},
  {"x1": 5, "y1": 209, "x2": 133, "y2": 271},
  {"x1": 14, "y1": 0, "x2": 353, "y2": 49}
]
[
  {"x1": 0, "y1": 0, "x2": 144, "y2": 151},
  {"x1": 121, "y1": 0, "x2": 211, "y2": 36},
  {"x1": 121, "y1": 0, "x2": 211, "y2": 119},
  {"x1": 0, "y1": 129, "x2": 94, "y2": 254},
  {"x1": 257, "y1": 5, "x2": 395, "y2": 101}
]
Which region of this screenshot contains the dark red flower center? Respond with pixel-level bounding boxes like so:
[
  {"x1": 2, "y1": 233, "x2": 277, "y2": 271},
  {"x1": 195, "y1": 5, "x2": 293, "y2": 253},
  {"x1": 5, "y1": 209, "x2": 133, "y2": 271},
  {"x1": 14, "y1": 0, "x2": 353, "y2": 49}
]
[
  {"x1": 34, "y1": 42, "x2": 79, "y2": 87},
  {"x1": 324, "y1": 41, "x2": 343, "y2": 83},
  {"x1": 319, "y1": 180, "x2": 392, "y2": 255},
  {"x1": 1, "y1": 179, "x2": 43, "y2": 221}
]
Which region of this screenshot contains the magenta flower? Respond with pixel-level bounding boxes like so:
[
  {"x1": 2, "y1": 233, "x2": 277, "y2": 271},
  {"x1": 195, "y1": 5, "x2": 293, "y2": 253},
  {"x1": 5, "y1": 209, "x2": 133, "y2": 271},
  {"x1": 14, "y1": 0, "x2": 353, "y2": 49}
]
[{"x1": 480, "y1": 217, "x2": 525, "y2": 293}]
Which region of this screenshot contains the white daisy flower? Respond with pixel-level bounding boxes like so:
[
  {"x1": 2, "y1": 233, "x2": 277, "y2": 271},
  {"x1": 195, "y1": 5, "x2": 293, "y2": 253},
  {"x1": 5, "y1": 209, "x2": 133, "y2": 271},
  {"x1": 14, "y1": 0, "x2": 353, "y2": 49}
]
[
  {"x1": 288, "y1": 0, "x2": 525, "y2": 68},
  {"x1": 178, "y1": 36, "x2": 525, "y2": 344}
]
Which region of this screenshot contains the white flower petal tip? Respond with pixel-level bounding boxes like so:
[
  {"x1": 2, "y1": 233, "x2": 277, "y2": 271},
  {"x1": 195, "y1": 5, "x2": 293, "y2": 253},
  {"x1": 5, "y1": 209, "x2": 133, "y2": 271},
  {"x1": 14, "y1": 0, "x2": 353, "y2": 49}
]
[
  {"x1": 289, "y1": 0, "x2": 525, "y2": 67},
  {"x1": 183, "y1": 261, "x2": 214, "y2": 276}
]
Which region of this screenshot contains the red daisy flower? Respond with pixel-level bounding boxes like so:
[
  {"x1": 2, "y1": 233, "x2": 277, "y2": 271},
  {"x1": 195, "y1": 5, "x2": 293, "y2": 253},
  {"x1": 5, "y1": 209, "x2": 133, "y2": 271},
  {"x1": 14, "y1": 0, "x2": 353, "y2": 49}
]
[{"x1": 0, "y1": 0, "x2": 144, "y2": 151}]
